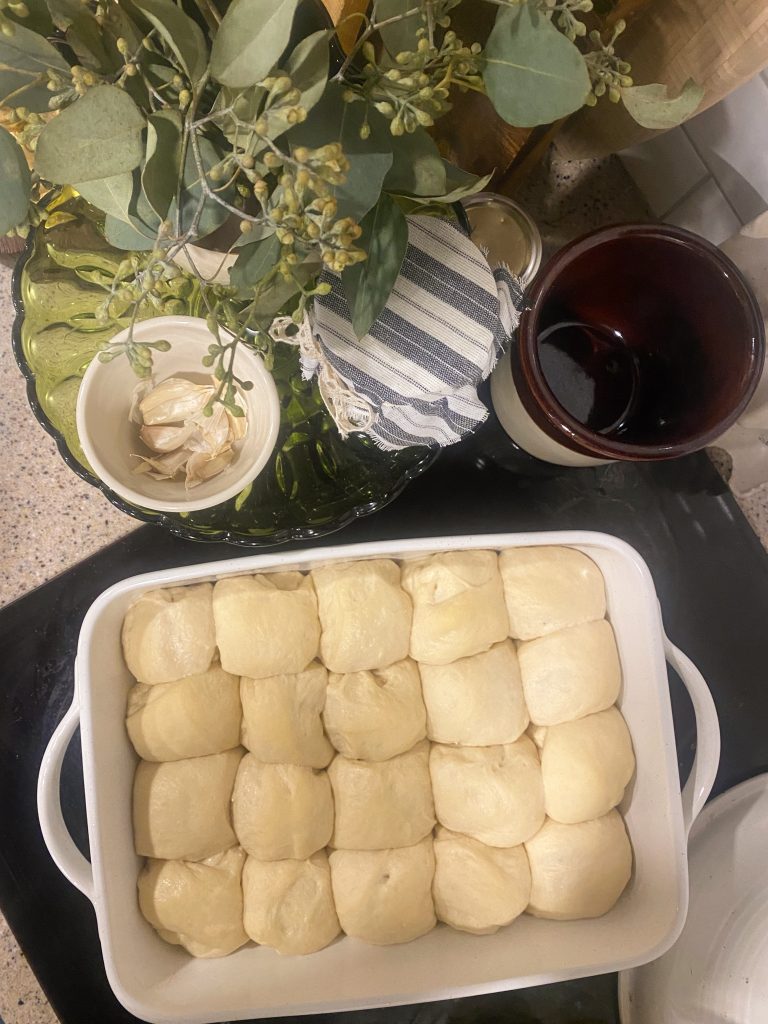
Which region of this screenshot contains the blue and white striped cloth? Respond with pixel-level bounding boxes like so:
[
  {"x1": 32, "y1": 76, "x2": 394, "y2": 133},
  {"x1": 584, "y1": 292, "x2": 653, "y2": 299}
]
[{"x1": 310, "y1": 214, "x2": 523, "y2": 451}]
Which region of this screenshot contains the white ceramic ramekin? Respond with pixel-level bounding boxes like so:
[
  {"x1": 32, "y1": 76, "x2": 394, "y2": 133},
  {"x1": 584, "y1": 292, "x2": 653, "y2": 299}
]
[
  {"x1": 38, "y1": 531, "x2": 720, "y2": 1024},
  {"x1": 76, "y1": 316, "x2": 280, "y2": 512}
]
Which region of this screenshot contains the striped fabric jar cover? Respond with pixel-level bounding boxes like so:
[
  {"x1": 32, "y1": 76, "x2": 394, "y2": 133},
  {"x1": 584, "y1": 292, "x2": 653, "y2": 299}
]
[{"x1": 308, "y1": 214, "x2": 523, "y2": 451}]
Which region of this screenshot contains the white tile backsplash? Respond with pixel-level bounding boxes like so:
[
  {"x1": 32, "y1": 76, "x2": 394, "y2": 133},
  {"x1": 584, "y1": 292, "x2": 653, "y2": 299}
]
[
  {"x1": 620, "y1": 128, "x2": 708, "y2": 217},
  {"x1": 620, "y1": 71, "x2": 768, "y2": 239},
  {"x1": 665, "y1": 178, "x2": 742, "y2": 245}
]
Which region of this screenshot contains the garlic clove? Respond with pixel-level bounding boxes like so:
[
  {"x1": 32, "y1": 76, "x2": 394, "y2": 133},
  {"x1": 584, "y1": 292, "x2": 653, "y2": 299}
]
[
  {"x1": 139, "y1": 377, "x2": 214, "y2": 425},
  {"x1": 139, "y1": 422, "x2": 196, "y2": 453},
  {"x1": 132, "y1": 448, "x2": 191, "y2": 480},
  {"x1": 186, "y1": 403, "x2": 232, "y2": 457},
  {"x1": 185, "y1": 448, "x2": 235, "y2": 489},
  {"x1": 226, "y1": 408, "x2": 248, "y2": 442},
  {"x1": 129, "y1": 378, "x2": 155, "y2": 425}
]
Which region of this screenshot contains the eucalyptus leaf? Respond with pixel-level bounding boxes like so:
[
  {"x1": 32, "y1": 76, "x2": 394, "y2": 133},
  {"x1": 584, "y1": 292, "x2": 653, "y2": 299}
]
[
  {"x1": 249, "y1": 257, "x2": 320, "y2": 317},
  {"x1": 142, "y1": 109, "x2": 183, "y2": 219},
  {"x1": 230, "y1": 233, "x2": 281, "y2": 294},
  {"x1": 341, "y1": 193, "x2": 408, "y2": 339},
  {"x1": 74, "y1": 172, "x2": 135, "y2": 223},
  {"x1": 385, "y1": 128, "x2": 446, "y2": 197},
  {"x1": 36, "y1": 86, "x2": 146, "y2": 184},
  {"x1": 374, "y1": 0, "x2": 421, "y2": 60},
  {"x1": 102, "y1": 2, "x2": 144, "y2": 53},
  {"x1": 430, "y1": 164, "x2": 493, "y2": 203},
  {"x1": 104, "y1": 213, "x2": 157, "y2": 250},
  {"x1": 47, "y1": 0, "x2": 114, "y2": 72},
  {"x1": 211, "y1": 0, "x2": 300, "y2": 88},
  {"x1": 290, "y1": 82, "x2": 392, "y2": 221},
  {"x1": 621, "y1": 79, "x2": 704, "y2": 130},
  {"x1": 285, "y1": 29, "x2": 330, "y2": 114},
  {"x1": 172, "y1": 134, "x2": 231, "y2": 240},
  {"x1": 484, "y1": 3, "x2": 590, "y2": 128},
  {"x1": 134, "y1": 0, "x2": 208, "y2": 84},
  {"x1": 0, "y1": 24, "x2": 69, "y2": 112},
  {"x1": 5, "y1": 0, "x2": 53, "y2": 35},
  {"x1": 0, "y1": 126, "x2": 31, "y2": 235}
]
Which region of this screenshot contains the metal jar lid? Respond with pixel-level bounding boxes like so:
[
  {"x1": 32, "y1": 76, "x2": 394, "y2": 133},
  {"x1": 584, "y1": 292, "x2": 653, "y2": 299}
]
[{"x1": 461, "y1": 192, "x2": 542, "y2": 287}]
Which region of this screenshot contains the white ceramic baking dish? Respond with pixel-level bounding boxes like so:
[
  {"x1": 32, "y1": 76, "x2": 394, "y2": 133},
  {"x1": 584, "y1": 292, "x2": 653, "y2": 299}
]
[{"x1": 37, "y1": 531, "x2": 720, "y2": 1024}]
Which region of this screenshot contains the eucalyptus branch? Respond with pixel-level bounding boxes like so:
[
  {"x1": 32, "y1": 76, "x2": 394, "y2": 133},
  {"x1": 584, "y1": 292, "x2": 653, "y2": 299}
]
[{"x1": 333, "y1": 5, "x2": 423, "y2": 81}]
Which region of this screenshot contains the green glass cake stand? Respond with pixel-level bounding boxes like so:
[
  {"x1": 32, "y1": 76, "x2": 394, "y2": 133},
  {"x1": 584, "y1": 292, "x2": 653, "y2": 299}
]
[{"x1": 12, "y1": 199, "x2": 436, "y2": 546}]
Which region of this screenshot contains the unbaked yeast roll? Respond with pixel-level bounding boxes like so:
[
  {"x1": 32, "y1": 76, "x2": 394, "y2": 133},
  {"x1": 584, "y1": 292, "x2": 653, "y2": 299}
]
[
  {"x1": 432, "y1": 827, "x2": 531, "y2": 935},
  {"x1": 213, "y1": 572, "x2": 320, "y2": 679},
  {"x1": 328, "y1": 740, "x2": 435, "y2": 850},
  {"x1": 517, "y1": 619, "x2": 621, "y2": 726},
  {"x1": 419, "y1": 640, "x2": 528, "y2": 746},
  {"x1": 402, "y1": 550, "x2": 509, "y2": 664},
  {"x1": 312, "y1": 559, "x2": 412, "y2": 673},
  {"x1": 525, "y1": 811, "x2": 632, "y2": 920},
  {"x1": 232, "y1": 754, "x2": 333, "y2": 861},
  {"x1": 429, "y1": 736, "x2": 545, "y2": 847},
  {"x1": 329, "y1": 837, "x2": 436, "y2": 945},
  {"x1": 123, "y1": 583, "x2": 216, "y2": 684},
  {"x1": 242, "y1": 851, "x2": 340, "y2": 955},
  {"x1": 126, "y1": 665, "x2": 241, "y2": 762},
  {"x1": 499, "y1": 546, "x2": 606, "y2": 640},
  {"x1": 138, "y1": 847, "x2": 247, "y2": 957}
]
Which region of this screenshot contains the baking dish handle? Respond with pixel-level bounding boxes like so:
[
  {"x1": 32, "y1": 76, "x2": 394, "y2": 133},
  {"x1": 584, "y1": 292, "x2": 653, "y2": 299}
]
[
  {"x1": 37, "y1": 698, "x2": 94, "y2": 902},
  {"x1": 664, "y1": 636, "x2": 721, "y2": 835}
]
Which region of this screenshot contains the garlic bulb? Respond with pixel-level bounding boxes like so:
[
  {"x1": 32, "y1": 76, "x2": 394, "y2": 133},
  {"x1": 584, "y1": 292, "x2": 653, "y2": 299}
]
[{"x1": 130, "y1": 376, "x2": 248, "y2": 489}]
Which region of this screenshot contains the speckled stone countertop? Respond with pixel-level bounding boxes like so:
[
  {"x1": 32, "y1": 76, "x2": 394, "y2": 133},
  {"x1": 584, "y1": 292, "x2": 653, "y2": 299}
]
[{"x1": 1, "y1": 153, "x2": 766, "y2": 1024}]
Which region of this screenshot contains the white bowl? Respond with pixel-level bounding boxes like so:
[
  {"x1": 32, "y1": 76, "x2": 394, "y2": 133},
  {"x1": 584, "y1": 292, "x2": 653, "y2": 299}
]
[
  {"x1": 76, "y1": 316, "x2": 280, "y2": 513},
  {"x1": 37, "y1": 532, "x2": 721, "y2": 1024}
]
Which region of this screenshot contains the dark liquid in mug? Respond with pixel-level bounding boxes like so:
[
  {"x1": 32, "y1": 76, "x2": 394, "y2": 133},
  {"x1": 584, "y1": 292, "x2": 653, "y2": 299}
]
[
  {"x1": 537, "y1": 317, "x2": 692, "y2": 440},
  {"x1": 530, "y1": 234, "x2": 758, "y2": 448}
]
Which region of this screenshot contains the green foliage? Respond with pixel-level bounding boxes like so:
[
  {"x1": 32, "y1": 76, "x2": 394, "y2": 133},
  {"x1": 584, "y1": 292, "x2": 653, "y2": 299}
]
[
  {"x1": 0, "y1": 125, "x2": 30, "y2": 234},
  {"x1": 341, "y1": 193, "x2": 408, "y2": 339},
  {"x1": 484, "y1": 3, "x2": 591, "y2": 127},
  {"x1": 0, "y1": 23, "x2": 68, "y2": 112},
  {"x1": 211, "y1": 0, "x2": 300, "y2": 88},
  {"x1": 142, "y1": 109, "x2": 183, "y2": 219},
  {"x1": 384, "y1": 125, "x2": 446, "y2": 197},
  {"x1": 134, "y1": 0, "x2": 209, "y2": 85},
  {"x1": 230, "y1": 234, "x2": 282, "y2": 295},
  {"x1": 621, "y1": 79, "x2": 704, "y2": 130},
  {"x1": 36, "y1": 86, "x2": 145, "y2": 183},
  {"x1": 291, "y1": 82, "x2": 393, "y2": 221},
  {"x1": 0, "y1": 0, "x2": 706, "y2": 409}
]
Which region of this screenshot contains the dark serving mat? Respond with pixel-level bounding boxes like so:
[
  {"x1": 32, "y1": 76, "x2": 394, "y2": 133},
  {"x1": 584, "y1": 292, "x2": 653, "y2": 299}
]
[{"x1": 2, "y1": 419, "x2": 768, "y2": 1024}]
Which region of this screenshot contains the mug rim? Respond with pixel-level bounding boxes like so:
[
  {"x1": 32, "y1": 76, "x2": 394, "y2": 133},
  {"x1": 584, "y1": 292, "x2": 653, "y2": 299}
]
[{"x1": 513, "y1": 223, "x2": 766, "y2": 461}]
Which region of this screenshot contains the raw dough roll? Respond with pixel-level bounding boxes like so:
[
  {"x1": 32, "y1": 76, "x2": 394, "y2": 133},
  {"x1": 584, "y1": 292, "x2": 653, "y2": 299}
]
[
  {"x1": 133, "y1": 748, "x2": 241, "y2": 861},
  {"x1": 499, "y1": 546, "x2": 606, "y2": 640},
  {"x1": 323, "y1": 659, "x2": 426, "y2": 761},
  {"x1": 525, "y1": 811, "x2": 633, "y2": 920},
  {"x1": 329, "y1": 837, "x2": 436, "y2": 945},
  {"x1": 138, "y1": 847, "x2": 248, "y2": 957},
  {"x1": 541, "y1": 707, "x2": 635, "y2": 823},
  {"x1": 242, "y1": 851, "x2": 340, "y2": 955},
  {"x1": 213, "y1": 572, "x2": 320, "y2": 679},
  {"x1": 122, "y1": 583, "x2": 216, "y2": 685},
  {"x1": 419, "y1": 640, "x2": 528, "y2": 746},
  {"x1": 328, "y1": 741, "x2": 435, "y2": 850},
  {"x1": 433, "y1": 827, "x2": 531, "y2": 935},
  {"x1": 402, "y1": 550, "x2": 509, "y2": 665},
  {"x1": 240, "y1": 662, "x2": 333, "y2": 769},
  {"x1": 517, "y1": 619, "x2": 621, "y2": 726},
  {"x1": 429, "y1": 736, "x2": 544, "y2": 847},
  {"x1": 312, "y1": 559, "x2": 412, "y2": 673},
  {"x1": 126, "y1": 665, "x2": 241, "y2": 762},
  {"x1": 232, "y1": 754, "x2": 333, "y2": 860}
]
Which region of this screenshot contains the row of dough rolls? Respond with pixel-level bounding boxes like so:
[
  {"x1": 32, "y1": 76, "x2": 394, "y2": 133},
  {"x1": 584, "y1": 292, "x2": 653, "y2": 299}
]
[
  {"x1": 127, "y1": 546, "x2": 635, "y2": 958},
  {"x1": 122, "y1": 546, "x2": 609, "y2": 685}
]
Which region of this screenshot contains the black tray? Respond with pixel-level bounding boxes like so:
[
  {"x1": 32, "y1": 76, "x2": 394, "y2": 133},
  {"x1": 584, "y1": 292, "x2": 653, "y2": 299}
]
[{"x1": 2, "y1": 421, "x2": 768, "y2": 1024}]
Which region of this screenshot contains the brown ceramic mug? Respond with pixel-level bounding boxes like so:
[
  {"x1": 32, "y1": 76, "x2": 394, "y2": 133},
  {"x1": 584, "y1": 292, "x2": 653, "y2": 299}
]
[{"x1": 490, "y1": 224, "x2": 765, "y2": 466}]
